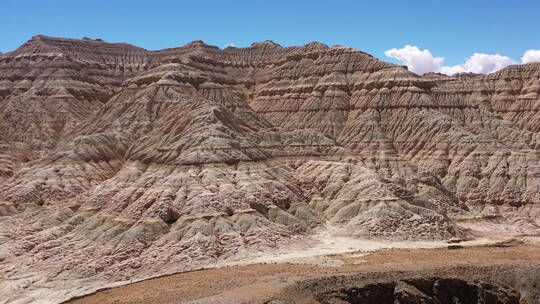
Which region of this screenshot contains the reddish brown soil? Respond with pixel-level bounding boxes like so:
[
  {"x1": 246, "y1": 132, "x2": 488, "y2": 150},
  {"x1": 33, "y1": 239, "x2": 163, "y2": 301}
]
[{"x1": 67, "y1": 243, "x2": 540, "y2": 304}]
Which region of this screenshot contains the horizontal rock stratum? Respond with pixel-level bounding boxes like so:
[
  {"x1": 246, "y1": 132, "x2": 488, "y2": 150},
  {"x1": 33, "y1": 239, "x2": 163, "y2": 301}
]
[{"x1": 1, "y1": 35, "x2": 539, "y2": 303}]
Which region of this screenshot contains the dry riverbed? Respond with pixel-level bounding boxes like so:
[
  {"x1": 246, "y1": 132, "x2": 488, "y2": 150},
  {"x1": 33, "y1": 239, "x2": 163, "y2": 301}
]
[{"x1": 67, "y1": 237, "x2": 540, "y2": 304}]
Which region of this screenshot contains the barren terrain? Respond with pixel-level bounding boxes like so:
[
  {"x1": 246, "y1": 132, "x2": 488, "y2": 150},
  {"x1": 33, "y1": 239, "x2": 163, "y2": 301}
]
[
  {"x1": 1, "y1": 35, "x2": 540, "y2": 303},
  {"x1": 67, "y1": 239, "x2": 540, "y2": 303}
]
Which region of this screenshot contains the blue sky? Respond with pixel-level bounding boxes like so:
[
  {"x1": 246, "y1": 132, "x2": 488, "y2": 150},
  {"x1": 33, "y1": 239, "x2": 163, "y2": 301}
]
[{"x1": 2, "y1": 0, "x2": 540, "y2": 74}]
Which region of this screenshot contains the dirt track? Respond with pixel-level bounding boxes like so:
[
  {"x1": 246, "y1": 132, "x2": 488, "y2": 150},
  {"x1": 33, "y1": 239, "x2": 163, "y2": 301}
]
[{"x1": 67, "y1": 241, "x2": 540, "y2": 304}]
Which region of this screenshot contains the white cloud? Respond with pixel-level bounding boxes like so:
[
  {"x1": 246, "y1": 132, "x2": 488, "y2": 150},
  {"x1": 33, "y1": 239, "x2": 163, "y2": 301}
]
[
  {"x1": 224, "y1": 43, "x2": 235, "y2": 48},
  {"x1": 385, "y1": 45, "x2": 517, "y2": 76},
  {"x1": 522, "y1": 49, "x2": 540, "y2": 64},
  {"x1": 445, "y1": 53, "x2": 516, "y2": 74},
  {"x1": 439, "y1": 65, "x2": 466, "y2": 75},
  {"x1": 384, "y1": 45, "x2": 444, "y2": 75}
]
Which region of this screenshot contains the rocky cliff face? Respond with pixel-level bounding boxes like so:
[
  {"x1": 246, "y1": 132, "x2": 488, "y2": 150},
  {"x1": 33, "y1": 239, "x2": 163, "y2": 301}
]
[{"x1": 1, "y1": 36, "x2": 539, "y2": 303}]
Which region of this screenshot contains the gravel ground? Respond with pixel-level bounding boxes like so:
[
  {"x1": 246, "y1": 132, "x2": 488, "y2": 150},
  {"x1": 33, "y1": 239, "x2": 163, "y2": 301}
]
[{"x1": 66, "y1": 242, "x2": 540, "y2": 304}]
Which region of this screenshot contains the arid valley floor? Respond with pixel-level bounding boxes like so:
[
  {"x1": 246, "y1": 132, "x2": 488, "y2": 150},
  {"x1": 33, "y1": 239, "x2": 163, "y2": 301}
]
[{"x1": 68, "y1": 237, "x2": 540, "y2": 303}]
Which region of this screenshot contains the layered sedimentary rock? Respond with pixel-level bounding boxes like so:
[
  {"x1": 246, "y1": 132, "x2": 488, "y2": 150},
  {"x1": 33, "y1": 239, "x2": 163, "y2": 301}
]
[{"x1": 1, "y1": 36, "x2": 539, "y2": 302}]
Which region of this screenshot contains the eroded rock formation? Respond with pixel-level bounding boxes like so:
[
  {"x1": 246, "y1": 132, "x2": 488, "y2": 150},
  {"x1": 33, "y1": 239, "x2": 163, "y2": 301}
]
[
  {"x1": 1, "y1": 35, "x2": 539, "y2": 303},
  {"x1": 275, "y1": 265, "x2": 540, "y2": 304}
]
